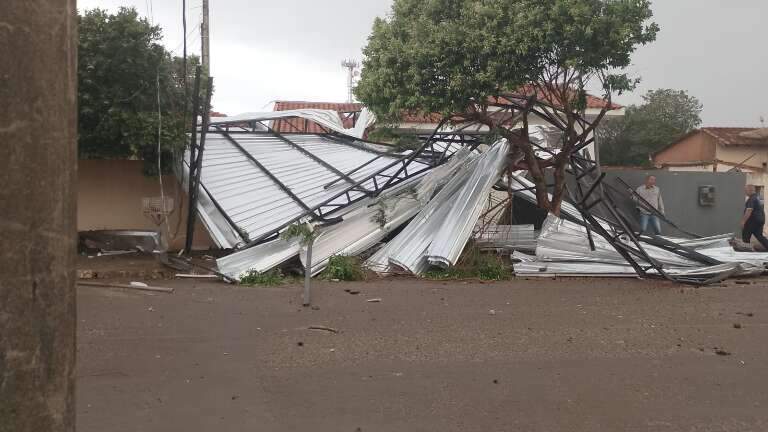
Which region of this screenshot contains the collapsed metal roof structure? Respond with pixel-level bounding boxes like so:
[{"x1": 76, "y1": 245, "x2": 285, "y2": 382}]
[{"x1": 181, "y1": 106, "x2": 768, "y2": 285}]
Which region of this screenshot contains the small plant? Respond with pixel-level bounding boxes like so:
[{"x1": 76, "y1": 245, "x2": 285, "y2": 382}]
[
  {"x1": 424, "y1": 254, "x2": 510, "y2": 281},
  {"x1": 475, "y1": 254, "x2": 511, "y2": 281},
  {"x1": 323, "y1": 255, "x2": 366, "y2": 281},
  {"x1": 424, "y1": 267, "x2": 466, "y2": 280},
  {"x1": 280, "y1": 223, "x2": 316, "y2": 245},
  {"x1": 370, "y1": 201, "x2": 391, "y2": 228},
  {"x1": 239, "y1": 268, "x2": 283, "y2": 286}
]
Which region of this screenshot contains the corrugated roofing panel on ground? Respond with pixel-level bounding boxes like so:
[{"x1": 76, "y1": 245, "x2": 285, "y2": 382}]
[{"x1": 189, "y1": 132, "x2": 430, "y2": 246}]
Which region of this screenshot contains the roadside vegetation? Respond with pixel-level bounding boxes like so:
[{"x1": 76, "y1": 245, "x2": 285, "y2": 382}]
[
  {"x1": 425, "y1": 253, "x2": 511, "y2": 281},
  {"x1": 322, "y1": 255, "x2": 367, "y2": 281},
  {"x1": 239, "y1": 268, "x2": 284, "y2": 286}
]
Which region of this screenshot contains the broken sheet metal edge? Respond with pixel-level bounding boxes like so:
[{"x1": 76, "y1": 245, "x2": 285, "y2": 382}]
[
  {"x1": 208, "y1": 108, "x2": 376, "y2": 139},
  {"x1": 366, "y1": 149, "x2": 479, "y2": 274},
  {"x1": 426, "y1": 140, "x2": 510, "y2": 268},
  {"x1": 179, "y1": 157, "x2": 242, "y2": 248},
  {"x1": 299, "y1": 149, "x2": 475, "y2": 276},
  {"x1": 216, "y1": 238, "x2": 301, "y2": 279}
]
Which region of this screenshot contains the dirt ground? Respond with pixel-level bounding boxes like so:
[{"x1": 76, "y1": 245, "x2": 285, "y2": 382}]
[{"x1": 77, "y1": 276, "x2": 768, "y2": 432}]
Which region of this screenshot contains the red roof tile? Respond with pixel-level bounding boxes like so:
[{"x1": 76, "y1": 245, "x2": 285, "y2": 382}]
[
  {"x1": 272, "y1": 87, "x2": 619, "y2": 132},
  {"x1": 497, "y1": 85, "x2": 622, "y2": 110},
  {"x1": 272, "y1": 101, "x2": 363, "y2": 133},
  {"x1": 700, "y1": 128, "x2": 768, "y2": 147}
]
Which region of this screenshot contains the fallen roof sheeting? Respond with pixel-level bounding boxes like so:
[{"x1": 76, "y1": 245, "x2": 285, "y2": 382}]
[
  {"x1": 215, "y1": 147, "x2": 475, "y2": 279},
  {"x1": 513, "y1": 214, "x2": 768, "y2": 279},
  {"x1": 367, "y1": 140, "x2": 510, "y2": 275},
  {"x1": 184, "y1": 131, "x2": 430, "y2": 249},
  {"x1": 209, "y1": 108, "x2": 376, "y2": 139}
]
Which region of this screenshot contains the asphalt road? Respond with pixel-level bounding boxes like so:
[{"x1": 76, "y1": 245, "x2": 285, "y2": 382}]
[{"x1": 77, "y1": 277, "x2": 768, "y2": 431}]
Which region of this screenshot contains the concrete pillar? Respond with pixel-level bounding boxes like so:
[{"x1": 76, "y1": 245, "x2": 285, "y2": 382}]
[{"x1": 0, "y1": 1, "x2": 77, "y2": 431}]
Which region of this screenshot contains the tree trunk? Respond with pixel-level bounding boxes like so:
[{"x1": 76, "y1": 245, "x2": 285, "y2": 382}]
[
  {"x1": 549, "y1": 154, "x2": 569, "y2": 217},
  {"x1": 0, "y1": 1, "x2": 77, "y2": 431}
]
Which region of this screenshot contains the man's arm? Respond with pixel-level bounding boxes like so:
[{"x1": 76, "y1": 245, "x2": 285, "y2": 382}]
[
  {"x1": 742, "y1": 208, "x2": 753, "y2": 227},
  {"x1": 742, "y1": 197, "x2": 754, "y2": 227},
  {"x1": 657, "y1": 190, "x2": 665, "y2": 215}
]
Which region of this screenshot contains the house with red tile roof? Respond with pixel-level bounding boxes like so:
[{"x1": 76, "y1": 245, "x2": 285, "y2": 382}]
[
  {"x1": 271, "y1": 90, "x2": 624, "y2": 158},
  {"x1": 653, "y1": 127, "x2": 768, "y2": 194}
]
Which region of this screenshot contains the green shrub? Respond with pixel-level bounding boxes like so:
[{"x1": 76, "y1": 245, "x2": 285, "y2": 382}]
[
  {"x1": 424, "y1": 254, "x2": 510, "y2": 281},
  {"x1": 323, "y1": 255, "x2": 366, "y2": 281},
  {"x1": 475, "y1": 254, "x2": 511, "y2": 281},
  {"x1": 239, "y1": 268, "x2": 283, "y2": 286}
]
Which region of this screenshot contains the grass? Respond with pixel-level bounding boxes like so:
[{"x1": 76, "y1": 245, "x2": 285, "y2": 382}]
[
  {"x1": 239, "y1": 268, "x2": 284, "y2": 286},
  {"x1": 322, "y1": 255, "x2": 366, "y2": 281},
  {"x1": 424, "y1": 253, "x2": 511, "y2": 281}
]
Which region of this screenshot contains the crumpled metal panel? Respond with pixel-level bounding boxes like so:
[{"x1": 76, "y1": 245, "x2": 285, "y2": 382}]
[
  {"x1": 473, "y1": 225, "x2": 537, "y2": 252},
  {"x1": 79, "y1": 230, "x2": 166, "y2": 253},
  {"x1": 367, "y1": 141, "x2": 510, "y2": 275},
  {"x1": 366, "y1": 150, "x2": 479, "y2": 274},
  {"x1": 216, "y1": 237, "x2": 301, "y2": 279},
  {"x1": 516, "y1": 214, "x2": 768, "y2": 278},
  {"x1": 535, "y1": 214, "x2": 699, "y2": 267},
  {"x1": 514, "y1": 260, "x2": 764, "y2": 278},
  {"x1": 426, "y1": 140, "x2": 510, "y2": 268},
  {"x1": 299, "y1": 193, "x2": 421, "y2": 276},
  {"x1": 209, "y1": 108, "x2": 376, "y2": 139}
]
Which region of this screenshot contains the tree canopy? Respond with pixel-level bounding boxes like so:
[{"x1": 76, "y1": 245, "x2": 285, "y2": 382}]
[
  {"x1": 599, "y1": 89, "x2": 703, "y2": 166},
  {"x1": 355, "y1": 0, "x2": 659, "y2": 214},
  {"x1": 78, "y1": 7, "x2": 197, "y2": 174}
]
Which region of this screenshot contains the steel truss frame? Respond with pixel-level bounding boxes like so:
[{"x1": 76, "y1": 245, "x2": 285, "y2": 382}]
[
  {"x1": 459, "y1": 92, "x2": 728, "y2": 285},
  {"x1": 188, "y1": 116, "x2": 481, "y2": 250}
]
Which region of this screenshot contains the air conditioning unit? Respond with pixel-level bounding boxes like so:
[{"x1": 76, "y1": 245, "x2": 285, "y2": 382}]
[{"x1": 698, "y1": 185, "x2": 716, "y2": 206}]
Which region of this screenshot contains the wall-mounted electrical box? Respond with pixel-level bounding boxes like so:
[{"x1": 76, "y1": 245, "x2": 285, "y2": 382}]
[{"x1": 698, "y1": 185, "x2": 716, "y2": 206}]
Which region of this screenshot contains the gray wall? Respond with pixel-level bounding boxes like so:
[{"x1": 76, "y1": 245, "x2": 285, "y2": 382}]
[{"x1": 598, "y1": 170, "x2": 746, "y2": 237}]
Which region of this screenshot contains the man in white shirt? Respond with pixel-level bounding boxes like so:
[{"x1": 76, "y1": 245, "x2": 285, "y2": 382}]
[{"x1": 634, "y1": 175, "x2": 665, "y2": 235}]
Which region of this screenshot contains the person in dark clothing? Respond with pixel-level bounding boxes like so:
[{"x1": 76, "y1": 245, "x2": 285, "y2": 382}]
[{"x1": 740, "y1": 184, "x2": 768, "y2": 250}]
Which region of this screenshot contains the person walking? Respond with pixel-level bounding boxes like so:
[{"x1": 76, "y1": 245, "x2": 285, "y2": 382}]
[
  {"x1": 740, "y1": 184, "x2": 768, "y2": 250},
  {"x1": 635, "y1": 175, "x2": 665, "y2": 235}
]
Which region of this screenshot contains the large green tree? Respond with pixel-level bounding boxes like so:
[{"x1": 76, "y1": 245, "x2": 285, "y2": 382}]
[
  {"x1": 78, "y1": 7, "x2": 197, "y2": 174},
  {"x1": 599, "y1": 88, "x2": 703, "y2": 166},
  {"x1": 355, "y1": 0, "x2": 658, "y2": 214}
]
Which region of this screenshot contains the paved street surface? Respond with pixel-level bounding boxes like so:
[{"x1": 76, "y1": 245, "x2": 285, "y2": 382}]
[{"x1": 77, "y1": 277, "x2": 768, "y2": 431}]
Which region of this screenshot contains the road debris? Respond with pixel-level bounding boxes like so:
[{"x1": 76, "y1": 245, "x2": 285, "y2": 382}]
[
  {"x1": 366, "y1": 298, "x2": 382, "y2": 303},
  {"x1": 78, "y1": 281, "x2": 174, "y2": 293},
  {"x1": 308, "y1": 325, "x2": 339, "y2": 334}
]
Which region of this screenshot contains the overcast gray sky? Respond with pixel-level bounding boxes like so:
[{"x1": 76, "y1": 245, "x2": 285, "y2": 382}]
[{"x1": 78, "y1": 0, "x2": 767, "y2": 126}]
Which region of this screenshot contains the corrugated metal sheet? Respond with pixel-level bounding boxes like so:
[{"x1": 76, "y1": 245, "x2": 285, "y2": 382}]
[
  {"x1": 273, "y1": 101, "x2": 363, "y2": 133},
  {"x1": 426, "y1": 140, "x2": 510, "y2": 268},
  {"x1": 209, "y1": 109, "x2": 376, "y2": 139},
  {"x1": 191, "y1": 132, "x2": 429, "y2": 249},
  {"x1": 366, "y1": 141, "x2": 510, "y2": 275}
]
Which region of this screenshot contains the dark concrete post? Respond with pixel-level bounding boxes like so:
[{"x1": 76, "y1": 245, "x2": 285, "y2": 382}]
[{"x1": 0, "y1": 1, "x2": 77, "y2": 431}]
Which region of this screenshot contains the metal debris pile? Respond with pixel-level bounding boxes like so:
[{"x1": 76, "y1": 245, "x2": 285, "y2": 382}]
[{"x1": 181, "y1": 110, "x2": 768, "y2": 286}]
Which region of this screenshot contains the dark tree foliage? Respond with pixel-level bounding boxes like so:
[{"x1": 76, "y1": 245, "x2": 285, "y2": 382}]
[
  {"x1": 599, "y1": 89, "x2": 703, "y2": 166},
  {"x1": 355, "y1": 0, "x2": 658, "y2": 214},
  {"x1": 78, "y1": 7, "x2": 198, "y2": 174}
]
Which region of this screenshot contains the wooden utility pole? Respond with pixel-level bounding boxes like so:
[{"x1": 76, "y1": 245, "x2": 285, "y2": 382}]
[
  {"x1": 201, "y1": 0, "x2": 210, "y2": 75},
  {"x1": 0, "y1": 1, "x2": 77, "y2": 430}
]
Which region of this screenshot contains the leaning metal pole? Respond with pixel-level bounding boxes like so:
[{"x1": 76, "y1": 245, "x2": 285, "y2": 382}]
[
  {"x1": 0, "y1": 1, "x2": 77, "y2": 430},
  {"x1": 185, "y1": 73, "x2": 213, "y2": 253}
]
